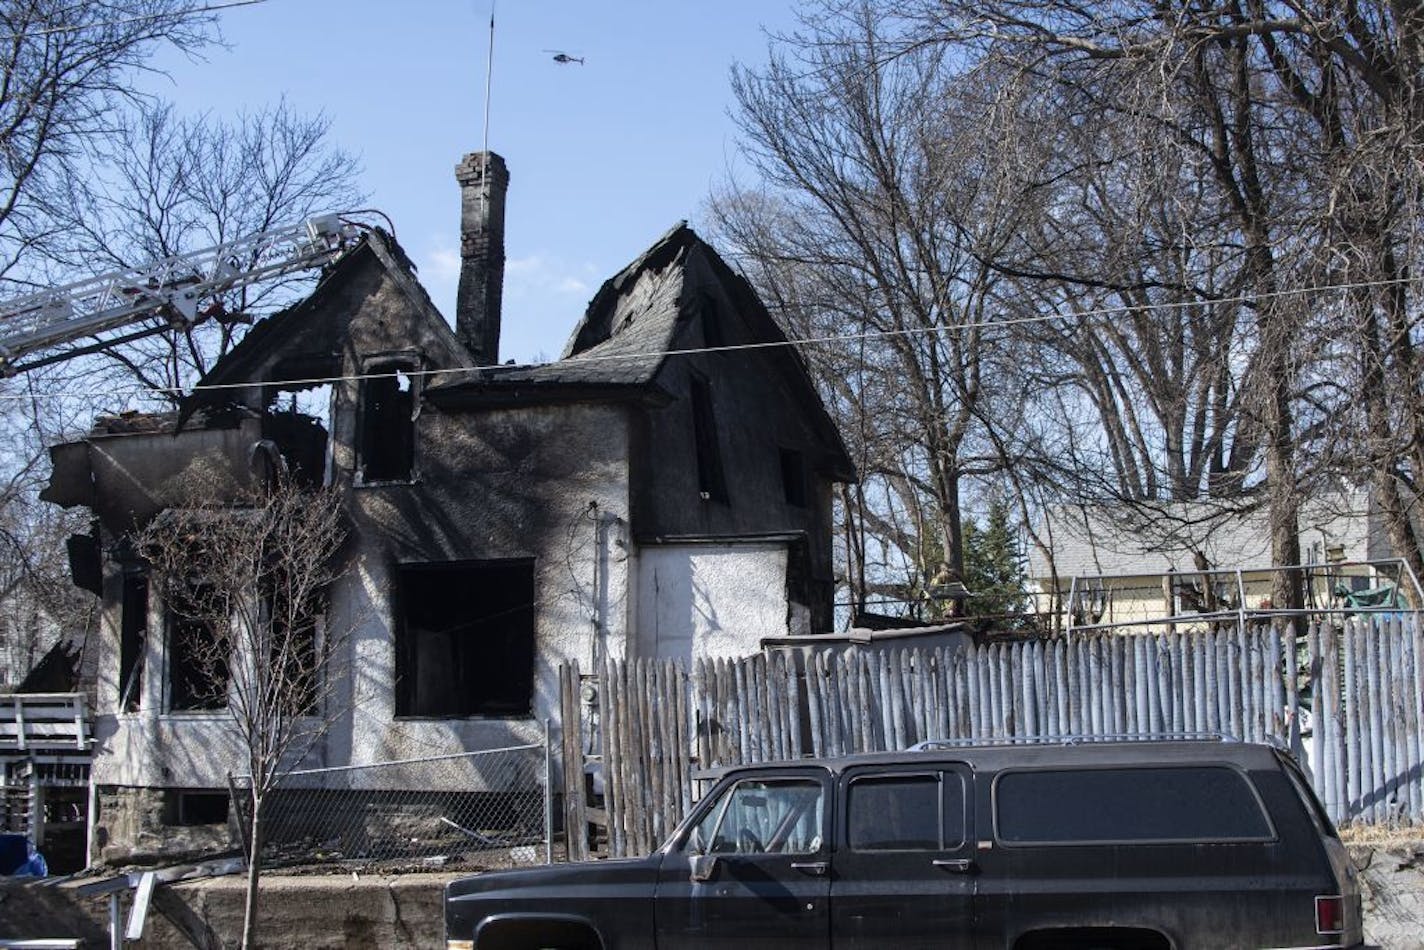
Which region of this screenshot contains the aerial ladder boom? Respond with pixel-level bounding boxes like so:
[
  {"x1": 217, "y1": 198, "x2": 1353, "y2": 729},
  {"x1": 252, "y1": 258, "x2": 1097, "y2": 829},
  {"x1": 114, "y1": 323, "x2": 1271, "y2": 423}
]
[{"x1": 0, "y1": 213, "x2": 370, "y2": 375}]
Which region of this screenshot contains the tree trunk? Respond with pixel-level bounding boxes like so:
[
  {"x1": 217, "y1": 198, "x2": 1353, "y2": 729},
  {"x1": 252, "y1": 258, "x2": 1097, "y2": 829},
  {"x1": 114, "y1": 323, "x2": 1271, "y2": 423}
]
[
  {"x1": 938, "y1": 465, "x2": 965, "y2": 618},
  {"x1": 241, "y1": 791, "x2": 264, "y2": 949},
  {"x1": 1355, "y1": 287, "x2": 1424, "y2": 606},
  {"x1": 1265, "y1": 385, "x2": 1303, "y2": 614}
]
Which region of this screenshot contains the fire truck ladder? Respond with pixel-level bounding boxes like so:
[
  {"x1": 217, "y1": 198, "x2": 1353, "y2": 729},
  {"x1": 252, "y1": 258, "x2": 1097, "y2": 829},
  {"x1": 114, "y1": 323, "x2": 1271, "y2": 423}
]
[{"x1": 0, "y1": 213, "x2": 371, "y2": 375}]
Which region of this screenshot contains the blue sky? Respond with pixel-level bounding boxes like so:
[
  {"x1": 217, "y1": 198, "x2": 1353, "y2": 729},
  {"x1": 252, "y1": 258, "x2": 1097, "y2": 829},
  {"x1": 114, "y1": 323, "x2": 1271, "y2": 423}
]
[{"x1": 146, "y1": 0, "x2": 801, "y2": 362}]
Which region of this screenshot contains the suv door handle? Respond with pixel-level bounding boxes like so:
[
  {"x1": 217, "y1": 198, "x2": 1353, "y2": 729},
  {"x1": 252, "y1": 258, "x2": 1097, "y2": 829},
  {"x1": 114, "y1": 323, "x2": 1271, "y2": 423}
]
[
  {"x1": 790, "y1": 861, "x2": 829, "y2": 877},
  {"x1": 932, "y1": 858, "x2": 976, "y2": 874}
]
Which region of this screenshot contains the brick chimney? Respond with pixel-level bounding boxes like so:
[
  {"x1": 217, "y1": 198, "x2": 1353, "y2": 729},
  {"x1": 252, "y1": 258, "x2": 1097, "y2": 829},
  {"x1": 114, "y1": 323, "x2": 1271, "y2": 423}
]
[{"x1": 454, "y1": 151, "x2": 509, "y2": 365}]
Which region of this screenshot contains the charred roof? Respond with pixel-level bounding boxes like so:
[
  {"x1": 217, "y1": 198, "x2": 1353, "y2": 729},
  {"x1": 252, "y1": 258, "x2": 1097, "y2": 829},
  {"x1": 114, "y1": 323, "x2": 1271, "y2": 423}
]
[{"x1": 161, "y1": 220, "x2": 851, "y2": 480}]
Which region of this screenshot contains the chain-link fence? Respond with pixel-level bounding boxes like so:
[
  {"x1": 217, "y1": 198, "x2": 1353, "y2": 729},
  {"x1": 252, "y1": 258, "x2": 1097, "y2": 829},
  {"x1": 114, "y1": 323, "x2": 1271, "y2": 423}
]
[{"x1": 231, "y1": 739, "x2": 551, "y2": 868}]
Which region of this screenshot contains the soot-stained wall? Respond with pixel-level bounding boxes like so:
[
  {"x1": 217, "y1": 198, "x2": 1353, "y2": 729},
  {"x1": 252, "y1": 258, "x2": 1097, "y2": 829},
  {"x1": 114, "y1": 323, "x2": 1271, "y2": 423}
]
[
  {"x1": 629, "y1": 247, "x2": 841, "y2": 633},
  {"x1": 320, "y1": 398, "x2": 634, "y2": 770}
]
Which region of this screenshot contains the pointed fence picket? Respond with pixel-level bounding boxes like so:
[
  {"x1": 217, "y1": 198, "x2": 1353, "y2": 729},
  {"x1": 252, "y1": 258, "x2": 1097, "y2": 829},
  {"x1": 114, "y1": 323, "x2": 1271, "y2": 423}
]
[{"x1": 559, "y1": 615, "x2": 1424, "y2": 858}]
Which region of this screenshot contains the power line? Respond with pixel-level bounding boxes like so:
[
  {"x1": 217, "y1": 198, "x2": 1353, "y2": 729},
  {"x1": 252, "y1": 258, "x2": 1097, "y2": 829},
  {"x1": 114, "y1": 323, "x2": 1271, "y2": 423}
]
[
  {"x1": 0, "y1": 0, "x2": 267, "y2": 42},
  {"x1": 0, "y1": 271, "x2": 1417, "y2": 404}
]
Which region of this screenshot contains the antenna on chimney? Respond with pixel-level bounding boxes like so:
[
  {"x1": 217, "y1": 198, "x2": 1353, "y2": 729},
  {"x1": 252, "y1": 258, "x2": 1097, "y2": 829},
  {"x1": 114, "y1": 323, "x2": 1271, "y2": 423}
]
[
  {"x1": 482, "y1": 0, "x2": 495, "y2": 157},
  {"x1": 478, "y1": 0, "x2": 496, "y2": 229},
  {"x1": 456, "y1": 1, "x2": 507, "y2": 366}
]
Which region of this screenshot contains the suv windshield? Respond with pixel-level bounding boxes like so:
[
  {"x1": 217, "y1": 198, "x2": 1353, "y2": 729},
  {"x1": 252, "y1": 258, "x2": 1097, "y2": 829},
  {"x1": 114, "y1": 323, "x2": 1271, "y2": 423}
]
[{"x1": 684, "y1": 778, "x2": 824, "y2": 855}]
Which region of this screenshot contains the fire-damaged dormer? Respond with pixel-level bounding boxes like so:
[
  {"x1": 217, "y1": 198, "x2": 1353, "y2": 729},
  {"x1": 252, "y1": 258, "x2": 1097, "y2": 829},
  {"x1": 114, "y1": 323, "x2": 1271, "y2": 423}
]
[{"x1": 42, "y1": 151, "x2": 855, "y2": 864}]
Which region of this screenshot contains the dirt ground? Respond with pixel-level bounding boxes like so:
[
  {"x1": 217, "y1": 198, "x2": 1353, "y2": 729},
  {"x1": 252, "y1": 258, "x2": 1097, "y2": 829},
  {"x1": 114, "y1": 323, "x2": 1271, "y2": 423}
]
[
  {"x1": 1350, "y1": 840, "x2": 1424, "y2": 949},
  {"x1": 0, "y1": 871, "x2": 451, "y2": 948}
]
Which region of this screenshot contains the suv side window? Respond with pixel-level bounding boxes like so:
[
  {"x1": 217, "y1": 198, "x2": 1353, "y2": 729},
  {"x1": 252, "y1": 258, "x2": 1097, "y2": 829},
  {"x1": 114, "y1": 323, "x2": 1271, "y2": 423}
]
[
  {"x1": 847, "y1": 773, "x2": 966, "y2": 851},
  {"x1": 1276, "y1": 752, "x2": 1341, "y2": 839},
  {"x1": 685, "y1": 778, "x2": 825, "y2": 855},
  {"x1": 995, "y1": 765, "x2": 1274, "y2": 844}
]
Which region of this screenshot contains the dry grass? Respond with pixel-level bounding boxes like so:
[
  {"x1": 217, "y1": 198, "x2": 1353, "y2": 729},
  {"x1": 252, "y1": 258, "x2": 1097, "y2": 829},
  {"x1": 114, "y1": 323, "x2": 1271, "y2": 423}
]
[{"x1": 1339, "y1": 824, "x2": 1424, "y2": 849}]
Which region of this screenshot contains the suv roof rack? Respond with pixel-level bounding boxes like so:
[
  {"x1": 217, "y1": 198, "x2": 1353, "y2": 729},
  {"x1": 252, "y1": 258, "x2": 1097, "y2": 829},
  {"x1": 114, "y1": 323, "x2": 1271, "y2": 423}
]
[{"x1": 908, "y1": 732, "x2": 1240, "y2": 751}]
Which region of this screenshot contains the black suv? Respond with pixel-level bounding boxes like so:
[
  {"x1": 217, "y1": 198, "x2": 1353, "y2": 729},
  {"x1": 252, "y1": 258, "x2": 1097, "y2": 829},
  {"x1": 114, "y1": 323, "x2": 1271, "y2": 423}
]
[{"x1": 445, "y1": 738, "x2": 1363, "y2": 949}]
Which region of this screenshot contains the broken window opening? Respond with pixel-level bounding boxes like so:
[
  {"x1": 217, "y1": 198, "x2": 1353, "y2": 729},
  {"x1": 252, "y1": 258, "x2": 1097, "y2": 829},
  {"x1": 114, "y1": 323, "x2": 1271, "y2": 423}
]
[
  {"x1": 118, "y1": 572, "x2": 147, "y2": 712},
  {"x1": 780, "y1": 447, "x2": 808, "y2": 508},
  {"x1": 689, "y1": 374, "x2": 728, "y2": 503},
  {"x1": 358, "y1": 361, "x2": 418, "y2": 484},
  {"x1": 261, "y1": 383, "x2": 332, "y2": 489},
  {"x1": 165, "y1": 790, "x2": 229, "y2": 826},
  {"x1": 165, "y1": 581, "x2": 229, "y2": 712},
  {"x1": 395, "y1": 559, "x2": 536, "y2": 718},
  {"x1": 284, "y1": 383, "x2": 333, "y2": 427}
]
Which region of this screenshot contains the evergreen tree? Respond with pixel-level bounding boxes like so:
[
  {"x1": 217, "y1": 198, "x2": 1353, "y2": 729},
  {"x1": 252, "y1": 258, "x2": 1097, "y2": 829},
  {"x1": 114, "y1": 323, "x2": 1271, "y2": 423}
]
[{"x1": 962, "y1": 499, "x2": 1028, "y2": 622}]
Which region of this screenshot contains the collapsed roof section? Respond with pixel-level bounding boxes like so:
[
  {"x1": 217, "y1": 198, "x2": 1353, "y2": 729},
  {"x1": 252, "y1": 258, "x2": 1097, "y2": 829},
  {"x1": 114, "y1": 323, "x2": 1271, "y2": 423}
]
[
  {"x1": 41, "y1": 405, "x2": 323, "y2": 534},
  {"x1": 428, "y1": 223, "x2": 855, "y2": 481},
  {"x1": 44, "y1": 219, "x2": 858, "y2": 533},
  {"x1": 179, "y1": 229, "x2": 472, "y2": 422}
]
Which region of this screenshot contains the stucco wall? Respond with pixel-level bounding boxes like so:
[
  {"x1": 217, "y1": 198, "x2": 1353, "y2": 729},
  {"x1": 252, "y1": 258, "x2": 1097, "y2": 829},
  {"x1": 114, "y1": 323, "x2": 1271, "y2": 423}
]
[
  {"x1": 631, "y1": 542, "x2": 786, "y2": 663},
  {"x1": 315, "y1": 399, "x2": 633, "y2": 776}
]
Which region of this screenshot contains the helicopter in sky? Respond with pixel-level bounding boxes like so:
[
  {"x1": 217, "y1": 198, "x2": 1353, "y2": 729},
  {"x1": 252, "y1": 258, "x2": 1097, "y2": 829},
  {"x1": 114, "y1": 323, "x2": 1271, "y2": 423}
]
[{"x1": 544, "y1": 50, "x2": 585, "y2": 65}]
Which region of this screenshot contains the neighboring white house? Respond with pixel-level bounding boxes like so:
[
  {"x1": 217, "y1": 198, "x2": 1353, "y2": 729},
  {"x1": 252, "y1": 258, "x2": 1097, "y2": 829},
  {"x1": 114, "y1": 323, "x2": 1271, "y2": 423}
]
[{"x1": 1027, "y1": 492, "x2": 1411, "y2": 630}]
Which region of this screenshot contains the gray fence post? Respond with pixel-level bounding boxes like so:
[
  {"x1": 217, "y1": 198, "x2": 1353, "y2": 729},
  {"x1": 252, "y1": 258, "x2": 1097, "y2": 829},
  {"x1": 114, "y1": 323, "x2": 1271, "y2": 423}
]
[{"x1": 544, "y1": 718, "x2": 554, "y2": 865}]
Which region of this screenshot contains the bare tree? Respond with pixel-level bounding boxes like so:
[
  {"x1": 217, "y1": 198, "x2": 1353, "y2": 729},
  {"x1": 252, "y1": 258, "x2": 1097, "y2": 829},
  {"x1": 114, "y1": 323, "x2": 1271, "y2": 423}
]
[
  {"x1": 714, "y1": 4, "x2": 1042, "y2": 615},
  {"x1": 46, "y1": 98, "x2": 364, "y2": 394},
  {"x1": 0, "y1": 1, "x2": 216, "y2": 289},
  {"x1": 0, "y1": 16, "x2": 362, "y2": 684},
  {"x1": 905, "y1": 1, "x2": 1424, "y2": 599},
  {"x1": 0, "y1": 100, "x2": 361, "y2": 690},
  {"x1": 0, "y1": 365, "x2": 109, "y2": 680},
  {"x1": 136, "y1": 472, "x2": 353, "y2": 949},
  {"x1": 0, "y1": 3, "x2": 228, "y2": 679},
  {"x1": 719, "y1": 1, "x2": 1424, "y2": 618}
]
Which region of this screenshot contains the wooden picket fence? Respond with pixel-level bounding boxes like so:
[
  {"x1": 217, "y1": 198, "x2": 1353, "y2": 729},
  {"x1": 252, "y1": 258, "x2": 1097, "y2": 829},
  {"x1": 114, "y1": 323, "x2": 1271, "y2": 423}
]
[{"x1": 559, "y1": 614, "x2": 1424, "y2": 858}]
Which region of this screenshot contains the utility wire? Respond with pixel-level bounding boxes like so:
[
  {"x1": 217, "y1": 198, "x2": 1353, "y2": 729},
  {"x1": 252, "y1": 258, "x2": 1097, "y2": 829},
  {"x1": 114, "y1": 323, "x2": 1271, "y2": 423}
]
[
  {"x1": 0, "y1": 271, "x2": 1417, "y2": 403},
  {"x1": 0, "y1": 0, "x2": 267, "y2": 42}
]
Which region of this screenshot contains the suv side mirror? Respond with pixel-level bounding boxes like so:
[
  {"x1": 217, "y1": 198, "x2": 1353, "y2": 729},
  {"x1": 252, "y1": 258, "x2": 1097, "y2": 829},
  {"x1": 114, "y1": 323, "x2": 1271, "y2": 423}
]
[{"x1": 689, "y1": 854, "x2": 718, "y2": 883}]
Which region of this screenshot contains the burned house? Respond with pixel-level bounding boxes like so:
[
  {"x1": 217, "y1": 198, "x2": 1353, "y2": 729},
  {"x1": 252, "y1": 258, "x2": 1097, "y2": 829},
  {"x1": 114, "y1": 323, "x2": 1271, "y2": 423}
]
[{"x1": 42, "y1": 152, "x2": 854, "y2": 863}]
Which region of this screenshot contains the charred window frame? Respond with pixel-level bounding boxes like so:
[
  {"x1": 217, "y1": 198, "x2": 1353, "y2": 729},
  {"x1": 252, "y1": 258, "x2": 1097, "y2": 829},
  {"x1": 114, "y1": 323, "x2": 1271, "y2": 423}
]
[
  {"x1": 689, "y1": 373, "x2": 728, "y2": 503},
  {"x1": 357, "y1": 356, "x2": 421, "y2": 484},
  {"x1": 164, "y1": 580, "x2": 229, "y2": 712},
  {"x1": 118, "y1": 571, "x2": 148, "y2": 712},
  {"x1": 395, "y1": 559, "x2": 536, "y2": 718}
]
